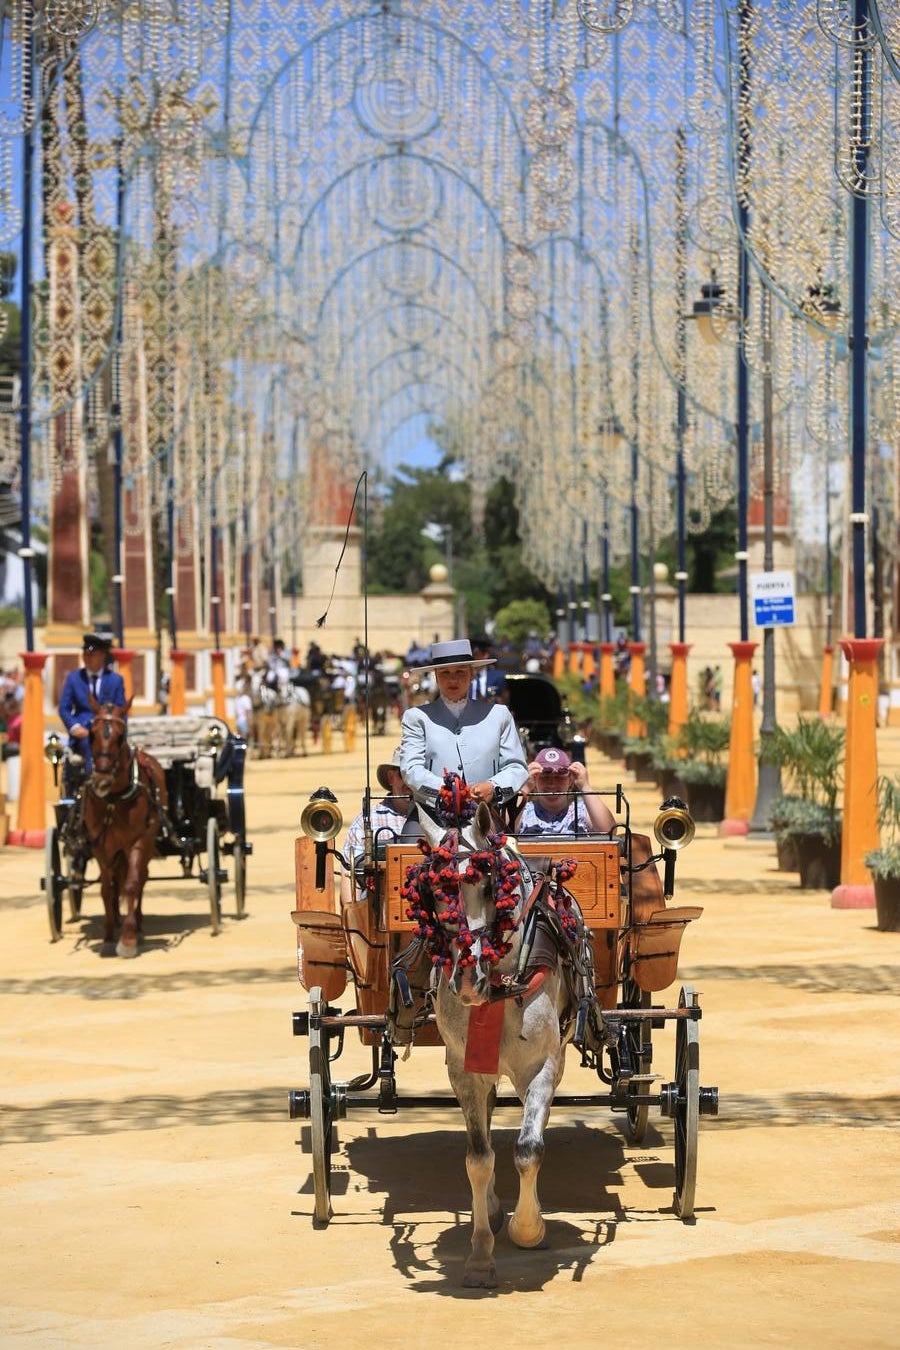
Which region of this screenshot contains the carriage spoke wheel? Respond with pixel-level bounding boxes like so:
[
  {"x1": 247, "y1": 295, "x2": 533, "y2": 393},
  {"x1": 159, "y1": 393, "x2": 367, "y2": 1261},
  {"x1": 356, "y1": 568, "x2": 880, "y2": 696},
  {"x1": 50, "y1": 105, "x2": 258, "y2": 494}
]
[
  {"x1": 673, "y1": 983, "x2": 700, "y2": 1220},
  {"x1": 308, "y1": 987, "x2": 335, "y2": 1228},
  {"x1": 621, "y1": 977, "x2": 652, "y2": 1145},
  {"x1": 67, "y1": 854, "x2": 85, "y2": 920},
  {"x1": 45, "y1": 827, "x2": 66, "y2": 941},
  {"x1": 232, "y1": 840, "x2": 247, "y2": 919},
  {"x1": 206, "y1": 817, "x2": 222, "y2": 936}
]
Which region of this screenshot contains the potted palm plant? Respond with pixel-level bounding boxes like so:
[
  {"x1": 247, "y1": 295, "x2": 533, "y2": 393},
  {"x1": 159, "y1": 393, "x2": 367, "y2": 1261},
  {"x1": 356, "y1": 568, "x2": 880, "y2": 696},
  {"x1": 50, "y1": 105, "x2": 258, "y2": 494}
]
[
  {"x1": 622, "y1": 694, "x2": 669, "y2": 783},
  {"x1": 767, "y1": 718, "x2": 844, "y2": 889},
  {"x1": 865, "y1": 773, "x2": 900, "y2": 932},
  {"x1": 672, "y1": 708, "x2": 730, "y2": 823}
]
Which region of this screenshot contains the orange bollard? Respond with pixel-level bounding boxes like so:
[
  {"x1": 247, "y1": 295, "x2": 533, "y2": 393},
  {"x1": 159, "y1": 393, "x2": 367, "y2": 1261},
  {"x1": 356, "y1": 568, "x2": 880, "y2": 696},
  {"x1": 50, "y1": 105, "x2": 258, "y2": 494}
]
[
  {"x1": 211, "y1": 650, "x2": 227, "y2": 721},
  {"x1": 11, "y1": 652, "x2": 48, "y2": 847},
  {"x1": 582, "y1": 644, "x2": 596, "y2": 681},
  {"x1": 626, "y1": 642, "x2": 646, "y2": 738},
  {"x1": 721, "y1": 641, "x2": 757, "y2": 836},
  {"x1": 169, "y1": 650, "x2": 187, "y2": 715},
  {"x1": 567, "y1": 643, "x2": 580, "y2": 677},
  {"x1": 597, "y1": 643, "x2": 616, "y2": 705},
  {"x1": 112, "y1": 648, "x2": 135, "y2": 703},
  {"x1": 552, "y1": 645, "x2": 565, "y2": 680},
  {"x1": 818, "y1": 645, "x2": 834, "y2": 718},
  {"x1": 667, "y1": 642, "x2": 691, "y2": 741},
  {"x1": 832, "y1": 638, "x2": 882, "y2": 909}
]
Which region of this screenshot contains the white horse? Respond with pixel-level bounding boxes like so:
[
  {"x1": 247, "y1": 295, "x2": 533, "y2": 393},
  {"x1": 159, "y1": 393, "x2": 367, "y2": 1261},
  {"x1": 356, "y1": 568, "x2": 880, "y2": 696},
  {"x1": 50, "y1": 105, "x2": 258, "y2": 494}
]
[
  {"x1": 277, "y1": 672, "x2": 311, "y2": 756},
  {"x1": 407, "y1": 788, "x2": 591, "y2": 1287}
]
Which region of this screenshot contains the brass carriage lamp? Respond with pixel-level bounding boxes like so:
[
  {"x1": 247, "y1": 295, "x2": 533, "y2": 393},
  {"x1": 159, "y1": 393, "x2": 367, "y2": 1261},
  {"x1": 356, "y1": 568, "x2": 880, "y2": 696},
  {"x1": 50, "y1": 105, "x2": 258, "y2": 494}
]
[
  {"x1": 44, "y1": 732, "x2": 65, "y2": 786},
  {"x1": 300, "y1": 787, "x2": 343, "y2": 890},
  {"x1": 653, "y1": 796, "x2": 695, "y2": 901}
]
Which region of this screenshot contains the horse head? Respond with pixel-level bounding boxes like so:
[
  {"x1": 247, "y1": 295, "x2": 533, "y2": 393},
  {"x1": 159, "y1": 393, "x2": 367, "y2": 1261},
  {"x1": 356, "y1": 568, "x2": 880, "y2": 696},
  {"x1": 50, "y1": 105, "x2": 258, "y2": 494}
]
[
  {"x1": 409, "y1": 779, "x2": 525, "y2": 1004},
  {"x1": 88, "y1": 698, "x2": 133, "y2": 796}
]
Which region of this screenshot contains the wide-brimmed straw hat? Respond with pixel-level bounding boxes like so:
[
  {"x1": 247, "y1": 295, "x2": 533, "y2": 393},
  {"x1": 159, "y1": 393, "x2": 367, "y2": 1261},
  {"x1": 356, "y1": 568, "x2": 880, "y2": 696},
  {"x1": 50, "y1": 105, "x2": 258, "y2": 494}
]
[
  {"x1": 376, "y1": 747, "x2": 403, "y2": 791},
  {"x1": 414, "y1": 638, "x2": 496, "y2": 673}
]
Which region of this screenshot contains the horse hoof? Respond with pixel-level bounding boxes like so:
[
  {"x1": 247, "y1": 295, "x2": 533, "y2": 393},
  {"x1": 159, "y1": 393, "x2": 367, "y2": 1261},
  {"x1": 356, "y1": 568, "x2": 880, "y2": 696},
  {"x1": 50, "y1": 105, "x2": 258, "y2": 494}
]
[
  {"x1": 116, "y1": 938, "x2": 139, "y2": 959},
  {"x1": 507, "y1": 1217, "x2": 546, "y2": 1249},
  {"x1": 463, "y1": 1264, "x2": 497, "y2": 1288}
]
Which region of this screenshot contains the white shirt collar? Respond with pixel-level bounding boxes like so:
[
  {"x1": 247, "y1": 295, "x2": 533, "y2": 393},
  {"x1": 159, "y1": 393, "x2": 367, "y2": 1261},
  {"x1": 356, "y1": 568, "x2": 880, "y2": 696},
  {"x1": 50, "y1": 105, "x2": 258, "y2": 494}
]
[{"x1": 441, "y1": 695, "x2": 469, "y2": 716}]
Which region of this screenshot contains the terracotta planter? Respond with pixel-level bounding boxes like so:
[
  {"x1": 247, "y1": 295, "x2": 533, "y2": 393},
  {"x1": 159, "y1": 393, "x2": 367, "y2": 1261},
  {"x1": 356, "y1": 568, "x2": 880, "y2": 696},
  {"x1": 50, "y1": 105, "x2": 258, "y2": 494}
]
[
  {"x1": 793, "y1": 831, "x2": 841, "y2": 890},
  {"x1": 656, "y1": 768, "x2": 687, "y2": 799},
  {"x1": 682, "y1": 780, "x2": 726, "y2": 823},
  {"x1": 626, "y1": 750, "x2": 656, "y2": 783},
  {"x1": 874, "y1": 875, "x2": 900, "y2": 932},
  {"x1": 776, "y1": 836, "x2": 799, "y2": 872}
]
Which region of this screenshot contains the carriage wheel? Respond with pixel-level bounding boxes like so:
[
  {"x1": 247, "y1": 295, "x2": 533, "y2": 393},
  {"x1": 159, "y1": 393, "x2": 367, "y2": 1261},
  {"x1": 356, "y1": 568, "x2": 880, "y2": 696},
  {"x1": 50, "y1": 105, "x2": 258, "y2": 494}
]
[
  {"x1": 206, "y1": 817, "x2": 222, "y2": 936},
  {"x1": 673, "y1": 983, "x2": 700, "y2": 1220},
  {"x1": 67, "y1": 854, "x2": 85, "y2": 920},
  {"x1": 232, "y1": 840, "x2": 247, "y2": 918},
  {"x1": 45, "y1": 827, "x2": 66, "y2": 941},
  {"x1": 621, "y1": 977, "x2": 652, "y2": 1145},
  {"x1": 308, "y1": 986, "x2": 335, "y2": 1228}
]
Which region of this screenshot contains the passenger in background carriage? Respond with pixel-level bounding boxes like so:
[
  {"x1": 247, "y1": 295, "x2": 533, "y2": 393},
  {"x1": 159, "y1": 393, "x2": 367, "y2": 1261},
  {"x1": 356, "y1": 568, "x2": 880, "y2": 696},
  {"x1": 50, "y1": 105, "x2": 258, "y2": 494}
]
[
  {"x1": 400, "y1": 639, "x2": 528, "y2": 811},
  {"x1": 469, "y1": 636, "x2": 509, "y2": 703},
  {"x1": 515, "y1": 747, "x2": 615, "y2": 837},
  {"x1": 339, "y1": 747, "x2": 419, "y2": 905},
  {"x1": 58, "y1": 632, "x2": 127, "y2": 788}
]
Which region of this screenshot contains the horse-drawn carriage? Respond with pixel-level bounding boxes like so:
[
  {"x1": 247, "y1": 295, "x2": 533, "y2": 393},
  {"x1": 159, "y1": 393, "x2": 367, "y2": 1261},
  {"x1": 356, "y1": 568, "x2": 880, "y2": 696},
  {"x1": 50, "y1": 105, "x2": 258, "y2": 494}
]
[
  {"x1": 504, "y1": 672, "x2": 587, "y2": 763},
  {"x1": 43, "y1": 712, "x2": 251, "y2": 948},
  {"x1": 289, "y1": 772, "x2": 718, "y2": 1282}
]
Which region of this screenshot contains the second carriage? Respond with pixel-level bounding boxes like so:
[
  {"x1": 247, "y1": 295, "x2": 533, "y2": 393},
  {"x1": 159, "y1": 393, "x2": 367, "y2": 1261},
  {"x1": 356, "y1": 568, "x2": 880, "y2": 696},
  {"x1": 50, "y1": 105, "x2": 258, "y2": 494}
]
[{"x1": 44, "y1": 713, "x2": 251, "y2": 942}]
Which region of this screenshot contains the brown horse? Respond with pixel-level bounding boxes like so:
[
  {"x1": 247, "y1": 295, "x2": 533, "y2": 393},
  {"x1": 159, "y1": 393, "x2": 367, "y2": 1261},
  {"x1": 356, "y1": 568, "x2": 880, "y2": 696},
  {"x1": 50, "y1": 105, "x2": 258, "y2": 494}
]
[{"x1": 84, "y1": 699, "x2": 167, "y2": 957}]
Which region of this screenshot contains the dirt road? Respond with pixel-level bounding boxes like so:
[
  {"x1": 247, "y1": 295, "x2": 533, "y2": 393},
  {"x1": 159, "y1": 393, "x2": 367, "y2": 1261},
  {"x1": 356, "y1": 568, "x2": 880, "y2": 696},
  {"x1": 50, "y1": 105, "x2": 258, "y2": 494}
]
[{"x1": 1, "y1": 739, "x2": 898, "y2": 1349}]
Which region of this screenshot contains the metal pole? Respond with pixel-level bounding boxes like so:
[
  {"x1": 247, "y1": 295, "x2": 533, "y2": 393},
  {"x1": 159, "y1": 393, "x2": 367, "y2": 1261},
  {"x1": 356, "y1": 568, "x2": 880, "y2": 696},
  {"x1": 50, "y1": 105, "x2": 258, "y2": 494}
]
[
  {"x1": 849, "y1": 0, "x2": 870, "y2": 639},
  {"x1": 112, "y1": 135, "x2": 125, "y2": 647},
  {"x1": 18, "y1": 72, "x2": 34, "y2": 652},
  {"x1": 674, "y1": 126, "x2": 688, "y2": 643},
  {"x1": 750, "y1": 284, "x2": 781, "y2": 831},
  {"x1": 735, "y1": 0, "x2": 752, "y2": 643}
]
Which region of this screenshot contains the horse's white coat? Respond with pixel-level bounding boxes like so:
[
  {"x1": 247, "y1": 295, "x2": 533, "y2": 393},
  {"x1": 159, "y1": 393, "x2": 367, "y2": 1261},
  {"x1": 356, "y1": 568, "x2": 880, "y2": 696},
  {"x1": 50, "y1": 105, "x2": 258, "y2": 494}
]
[{"x1": 417, "y1": 802, "x2": 573, "y2": 1287}]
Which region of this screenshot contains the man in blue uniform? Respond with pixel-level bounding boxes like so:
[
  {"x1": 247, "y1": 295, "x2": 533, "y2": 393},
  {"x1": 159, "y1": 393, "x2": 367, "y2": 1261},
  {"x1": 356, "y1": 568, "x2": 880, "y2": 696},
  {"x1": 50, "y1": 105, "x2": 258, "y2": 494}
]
[{"x1": 58, "y1": 632, "x2": 127, "y2": 790}]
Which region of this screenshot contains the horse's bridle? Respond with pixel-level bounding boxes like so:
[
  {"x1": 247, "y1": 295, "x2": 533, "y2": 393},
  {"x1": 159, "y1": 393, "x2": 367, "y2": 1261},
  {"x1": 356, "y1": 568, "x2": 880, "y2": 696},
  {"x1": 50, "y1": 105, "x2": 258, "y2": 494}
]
[{"x1": 88, "y1": 710, "x2": 132, "y2": 796}]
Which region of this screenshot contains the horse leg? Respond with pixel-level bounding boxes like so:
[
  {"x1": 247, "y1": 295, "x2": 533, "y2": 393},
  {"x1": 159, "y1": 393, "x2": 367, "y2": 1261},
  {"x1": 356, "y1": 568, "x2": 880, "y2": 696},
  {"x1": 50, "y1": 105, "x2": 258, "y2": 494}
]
[
  {"x1": 115, "y1": 847, "x2": 146, "y2": 958},
  {"x1": 507, "y1": 1054, "x2": 559, "y2": 1250},
  {"x1": 99, "y1": 865, "x2": 118, "y2": 946},
  {"x1": 447, "y1": 1061, "x2": 503, "y2": 1287}
]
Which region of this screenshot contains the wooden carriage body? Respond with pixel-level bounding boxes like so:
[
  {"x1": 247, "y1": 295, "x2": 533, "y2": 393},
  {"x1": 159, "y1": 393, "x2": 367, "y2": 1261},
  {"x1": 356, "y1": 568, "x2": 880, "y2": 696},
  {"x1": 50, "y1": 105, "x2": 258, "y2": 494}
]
[{"x1": 291, "y1": 820, "x2": 702, "y2": 1042}]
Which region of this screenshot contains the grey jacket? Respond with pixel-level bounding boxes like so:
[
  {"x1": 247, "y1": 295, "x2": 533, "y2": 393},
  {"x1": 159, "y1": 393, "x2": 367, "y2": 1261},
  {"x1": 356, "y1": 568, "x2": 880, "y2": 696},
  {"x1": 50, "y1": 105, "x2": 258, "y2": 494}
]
[{"x1": 400, "y1": 698, "x2": 528, "y2": 804}]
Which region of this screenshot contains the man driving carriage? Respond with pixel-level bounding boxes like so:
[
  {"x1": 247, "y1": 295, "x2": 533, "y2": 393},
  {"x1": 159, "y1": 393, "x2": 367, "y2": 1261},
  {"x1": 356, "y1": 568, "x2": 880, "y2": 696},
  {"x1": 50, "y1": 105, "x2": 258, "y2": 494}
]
[{"x1": 58, "y1": 632, "x2": 127, "y2": 791}]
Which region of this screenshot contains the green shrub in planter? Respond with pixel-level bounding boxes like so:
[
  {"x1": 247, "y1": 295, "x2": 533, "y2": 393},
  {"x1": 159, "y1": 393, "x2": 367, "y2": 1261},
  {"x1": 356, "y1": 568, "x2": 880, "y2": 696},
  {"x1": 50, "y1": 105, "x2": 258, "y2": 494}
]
[
  {"x1": 672, "y1": 708, "x2": 730, "y2": 787},
  {"x1": 865, "y1": 774, "x2": 900, "y2": 881},
  {"x1": 769, "y1": 717, "x2": 844, "y2": 843}
]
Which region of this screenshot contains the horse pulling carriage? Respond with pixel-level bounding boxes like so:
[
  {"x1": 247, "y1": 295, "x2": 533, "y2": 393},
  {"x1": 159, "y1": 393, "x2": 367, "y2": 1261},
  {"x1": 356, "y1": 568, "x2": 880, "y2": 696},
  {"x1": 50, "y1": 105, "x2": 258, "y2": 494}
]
[
  {"x1": 43, "y1": 711, "x2": 251, "y2": 951},
  {"x1": 289, "y1": 772, "x2": 718, "y2": 1284}
]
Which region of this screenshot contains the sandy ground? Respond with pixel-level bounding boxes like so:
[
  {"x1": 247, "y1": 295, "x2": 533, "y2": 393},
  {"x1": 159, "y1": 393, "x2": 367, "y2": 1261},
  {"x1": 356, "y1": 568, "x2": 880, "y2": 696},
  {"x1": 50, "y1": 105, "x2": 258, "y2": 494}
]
[{"x1": 1, "y1": 731, "x2": 898, "y2": 1350}]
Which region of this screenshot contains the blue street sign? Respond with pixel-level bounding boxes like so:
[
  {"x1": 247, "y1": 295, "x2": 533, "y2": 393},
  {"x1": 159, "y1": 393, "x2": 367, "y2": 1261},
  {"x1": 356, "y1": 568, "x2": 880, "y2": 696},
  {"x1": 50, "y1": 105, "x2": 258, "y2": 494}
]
[{"x1": 750, "y1": 571, "x2": 796, "y2": 628}]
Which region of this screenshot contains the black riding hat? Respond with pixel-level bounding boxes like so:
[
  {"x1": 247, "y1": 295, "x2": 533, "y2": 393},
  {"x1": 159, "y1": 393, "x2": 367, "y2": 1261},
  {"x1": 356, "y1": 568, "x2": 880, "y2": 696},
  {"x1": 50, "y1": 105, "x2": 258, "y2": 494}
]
[{"x1": 82, "y1": 632, "x2": 113, "y2": 652}]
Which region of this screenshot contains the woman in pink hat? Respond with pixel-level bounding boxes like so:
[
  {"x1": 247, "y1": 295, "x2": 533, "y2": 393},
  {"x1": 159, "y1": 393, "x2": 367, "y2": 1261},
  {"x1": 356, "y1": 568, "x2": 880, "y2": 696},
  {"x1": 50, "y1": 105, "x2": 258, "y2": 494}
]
[{"x1": 515, "y1": 746, "x2": 615, "y2": 836}]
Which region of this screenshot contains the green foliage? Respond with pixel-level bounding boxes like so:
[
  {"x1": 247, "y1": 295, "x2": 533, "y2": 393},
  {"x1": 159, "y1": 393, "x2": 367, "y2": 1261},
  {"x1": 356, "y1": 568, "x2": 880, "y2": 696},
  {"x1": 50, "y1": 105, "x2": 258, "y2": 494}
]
[
  {"x1": 672, "y1": 707, "x2": 730, "y2": 786},
  {"x1": 866, "y1": 774, "x2": 900, "y2": 879},
  {"x1": 492, "y1": 598, "x2": 551, "y2": 649},
  {"x1": 768, "y1": 793, "x2": 837, "y2": 843},
  {"x1": 769, "y1": 717, "x2": 844, "y2": 827}
]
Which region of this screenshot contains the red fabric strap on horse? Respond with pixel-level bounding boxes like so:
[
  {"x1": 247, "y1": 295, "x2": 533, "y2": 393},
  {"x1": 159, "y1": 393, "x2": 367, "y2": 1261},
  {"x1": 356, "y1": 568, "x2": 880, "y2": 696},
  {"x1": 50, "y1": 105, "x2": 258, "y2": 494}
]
[{"x1": 464, "y1": 1000, "x2": 505, "y2": 1074}]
